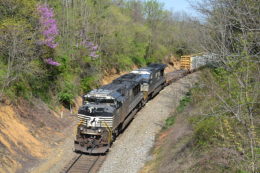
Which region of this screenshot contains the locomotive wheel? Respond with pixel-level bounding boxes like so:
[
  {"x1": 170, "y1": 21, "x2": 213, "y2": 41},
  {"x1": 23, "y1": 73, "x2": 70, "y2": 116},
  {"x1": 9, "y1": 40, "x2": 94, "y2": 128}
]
[
  {"x1": 113, "y1": 127, "x2": 120, "y2": 141},
  {"x1": 141, "y1": 99, "x2": 146, "y2": 107}
]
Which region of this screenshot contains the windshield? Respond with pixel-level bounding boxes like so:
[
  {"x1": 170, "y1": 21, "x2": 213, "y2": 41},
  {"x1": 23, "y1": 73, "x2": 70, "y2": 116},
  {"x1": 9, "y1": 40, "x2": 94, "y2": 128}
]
[
  {"x1": 85, "y1": 97, "x2": 96, "y2": 103},
  {"x1": 99, "y1": 99, "x2": 114, "y2": 104},
  {"x1": 141, "y1": 74, "x2": 150, "y2": 79},
  {"x1": 84, "y1": 97, "x2": 115, "y2": 104}
]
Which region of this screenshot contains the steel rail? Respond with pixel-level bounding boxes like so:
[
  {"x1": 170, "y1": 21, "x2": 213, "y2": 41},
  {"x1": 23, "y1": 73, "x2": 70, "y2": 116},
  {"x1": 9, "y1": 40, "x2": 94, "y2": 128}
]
[{"x1": 62, "y1": 154, "x2": 105, "y2": 173}]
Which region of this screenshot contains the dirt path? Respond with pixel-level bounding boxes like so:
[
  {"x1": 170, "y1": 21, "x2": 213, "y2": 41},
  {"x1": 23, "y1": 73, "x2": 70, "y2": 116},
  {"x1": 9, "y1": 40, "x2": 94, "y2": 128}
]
[{"x1": 98, "y1": 72, "x2": 200, "y2": 173}]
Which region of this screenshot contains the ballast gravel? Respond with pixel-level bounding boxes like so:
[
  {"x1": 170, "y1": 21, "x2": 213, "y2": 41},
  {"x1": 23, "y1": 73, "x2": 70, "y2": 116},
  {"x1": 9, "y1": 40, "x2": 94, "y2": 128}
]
[{"x1": 99, "y1": 72, "x2": 200, "y2": 173}]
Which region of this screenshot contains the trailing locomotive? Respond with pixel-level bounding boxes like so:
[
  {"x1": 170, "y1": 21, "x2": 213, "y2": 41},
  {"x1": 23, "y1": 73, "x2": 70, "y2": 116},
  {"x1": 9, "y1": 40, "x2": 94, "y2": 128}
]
[
  {"x1": 131, "y1": 63, "x2": 166, "y2": 102},
  {"x1": 74, "y1": 64, "x2": 166, "y2": 154}
]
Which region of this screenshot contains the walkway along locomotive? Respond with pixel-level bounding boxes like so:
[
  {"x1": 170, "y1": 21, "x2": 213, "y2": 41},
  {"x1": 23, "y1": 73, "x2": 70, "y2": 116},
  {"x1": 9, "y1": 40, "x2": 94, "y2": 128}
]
[{"x1": 74, "y1": 64, "x2": 167, "y2": 154}]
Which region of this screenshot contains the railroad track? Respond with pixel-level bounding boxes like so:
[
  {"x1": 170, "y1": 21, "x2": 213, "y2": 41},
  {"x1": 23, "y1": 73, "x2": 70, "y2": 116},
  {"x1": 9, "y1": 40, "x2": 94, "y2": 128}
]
[
  {"x1": 165, "y1": 69, "x2": 189, "y2": 85},
  {"x1": 62, "y1": 154, "x2": 106, "y2": 173}
]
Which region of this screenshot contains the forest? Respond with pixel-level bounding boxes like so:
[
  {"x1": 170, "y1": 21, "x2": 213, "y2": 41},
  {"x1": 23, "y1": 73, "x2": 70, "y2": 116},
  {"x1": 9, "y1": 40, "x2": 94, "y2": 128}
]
[{"x1": 0, "y1": 0, "x2": 201, "y2": 107}]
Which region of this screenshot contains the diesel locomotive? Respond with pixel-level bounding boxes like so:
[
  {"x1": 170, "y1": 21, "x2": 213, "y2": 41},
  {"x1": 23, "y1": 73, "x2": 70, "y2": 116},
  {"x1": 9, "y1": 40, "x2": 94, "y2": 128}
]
[{"x1": 74, "y1": 64, "x2": 166, "y2": 153}]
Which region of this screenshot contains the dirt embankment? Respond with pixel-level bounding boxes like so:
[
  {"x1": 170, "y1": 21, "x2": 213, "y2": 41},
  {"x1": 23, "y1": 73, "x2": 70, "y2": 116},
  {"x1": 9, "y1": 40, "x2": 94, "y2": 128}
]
[
  {"x1": 0, "y1": 97, "x2": 82, "y2": 173},
  {"x1": 163, "y1": 56, "x2": 181, "y2": 73}
]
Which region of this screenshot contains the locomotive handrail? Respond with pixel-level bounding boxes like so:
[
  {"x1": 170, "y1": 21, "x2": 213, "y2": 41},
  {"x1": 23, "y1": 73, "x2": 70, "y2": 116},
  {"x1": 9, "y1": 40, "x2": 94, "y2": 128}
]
[
  {"x1": 143, "y1": 91, "x2": 148, "y2": 100},
  {"x1": 102, "y1": 121, "x2": 112, "y2": 145},
  {"x1": 75, "y1": 120, "x2": 85, "y2": 136}
]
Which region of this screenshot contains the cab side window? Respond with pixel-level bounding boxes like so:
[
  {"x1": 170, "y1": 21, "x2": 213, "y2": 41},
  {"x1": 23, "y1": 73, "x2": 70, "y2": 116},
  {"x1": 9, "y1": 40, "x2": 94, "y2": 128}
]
[
  {"x1": 133, "y1": 84, "x2": 140, "y2": 96},
  {"x1": 156, "y1": 72, "x2": 160, "y2": 78},
  {"x1": 160, "y1": 69, "x2": 164, "y2": 76}
]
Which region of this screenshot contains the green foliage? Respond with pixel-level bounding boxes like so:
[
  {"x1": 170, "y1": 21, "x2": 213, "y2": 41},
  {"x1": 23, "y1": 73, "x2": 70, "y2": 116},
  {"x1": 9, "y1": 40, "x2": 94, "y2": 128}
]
[
  {"x1": 173, "y1": 43, "x2": 190, "y2": 58},
  {"x1": 2, "y1": 76, "x2": 32, "y2": 101},
  {"x1": 132, "y1": 56, "x2": 146, "y2": 67},
  {"x1": 0, "y1": 0, "x2": 202, "y2": 108},
  {"x1": 163, "y1": 91, "x2": 192, "y2": 130},
  {"x1": 189, "y1": 65, "x2": 259, "y2": 171},
  {"x1": 193, "y1": 116, "x2": 220, "y2": 147},
  {"x1": 117, "y1": 56, "x2": 134, "y2": 71},
  {"x1": 81, "y1": 76, "x2": 99, "y2": 93},
  {"x1": 58, "y1": 82, "x2": 76, "y2": 108},
  {"x1": 177, "y1": 91, "x2": 192, "y2": 113},
  {"x1": 146, "y1": 57, "x2": 158, "y2": 64},
  {"x1": 0, "y1": 0, "x2": 37, "y2": 21},
  {"x1": 12, "y1": 80, "x2": 30, "y2": 98},
  {"x1": 163, "y1": 116, "x2": 176, "y2": 130},
  {"x1": 0, "y1": 60, "x2": 6, "y2": 79},
  {"x1": 236, "y1": 170, "x2": 250, "y2": 173}
]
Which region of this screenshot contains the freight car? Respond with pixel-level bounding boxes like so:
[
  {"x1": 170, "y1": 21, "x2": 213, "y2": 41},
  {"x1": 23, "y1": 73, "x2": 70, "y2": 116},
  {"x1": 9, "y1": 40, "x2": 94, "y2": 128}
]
[
  {"x1": 180, "y1": 54, "x2": 218, "y2": 71},
  {"x1": 74, "y1": 64, "x2": 166, "y2": 154}
]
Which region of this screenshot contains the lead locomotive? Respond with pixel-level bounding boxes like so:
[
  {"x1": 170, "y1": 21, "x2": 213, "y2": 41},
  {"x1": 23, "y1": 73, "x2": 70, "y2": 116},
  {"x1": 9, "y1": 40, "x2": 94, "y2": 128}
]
[{"x1": 74, "y1": 64, "x2": 166, "y2": 153}]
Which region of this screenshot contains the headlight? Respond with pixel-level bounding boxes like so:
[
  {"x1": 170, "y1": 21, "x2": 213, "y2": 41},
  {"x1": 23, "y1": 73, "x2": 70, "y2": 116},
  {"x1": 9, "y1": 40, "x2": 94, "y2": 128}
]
[
  {"x1": 98, "y1": 128, "x2": 102, "y2": 133},
  {"x1": 79, "y1": 126, "x2": 84, "y2": 131}
]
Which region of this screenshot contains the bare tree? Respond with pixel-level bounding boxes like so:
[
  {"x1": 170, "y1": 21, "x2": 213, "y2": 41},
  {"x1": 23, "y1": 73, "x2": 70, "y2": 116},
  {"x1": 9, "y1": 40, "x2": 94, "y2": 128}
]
[
  {"x1": 194, "y1": 0, "x2": 260, "y2": 172},
  {"x1": 0, "y1": 20, "x2": 37, "y2": 100}
]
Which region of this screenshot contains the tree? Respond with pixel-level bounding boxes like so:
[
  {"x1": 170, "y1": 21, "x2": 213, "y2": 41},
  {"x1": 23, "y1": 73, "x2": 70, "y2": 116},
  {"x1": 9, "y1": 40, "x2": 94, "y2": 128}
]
[
  {"x1": 194, "y1": 0, "x2": 260, "y2": 171},
  {"x1": 0, "y1": 19, "x2": 38, "y2": 100}
]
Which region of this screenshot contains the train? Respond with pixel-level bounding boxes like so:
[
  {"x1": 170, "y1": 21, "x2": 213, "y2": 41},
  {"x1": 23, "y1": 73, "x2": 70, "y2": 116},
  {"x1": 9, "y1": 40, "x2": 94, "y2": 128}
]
[
  {"x1": 74, "y1": 54, "x2": 218, "y2": 154},
  {"x1": 74, "y1": 63, "x2": 167, "y2": 154}
]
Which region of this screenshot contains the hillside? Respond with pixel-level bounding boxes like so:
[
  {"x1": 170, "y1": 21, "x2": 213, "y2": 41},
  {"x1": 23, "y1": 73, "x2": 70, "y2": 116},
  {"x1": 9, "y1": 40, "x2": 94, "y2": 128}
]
[
  {"x1": 0, "y1": 98, "x2": 79, "y2": 173},
  {"x1": 141, "y1": 69, "x2": 260, "y2": 173}
]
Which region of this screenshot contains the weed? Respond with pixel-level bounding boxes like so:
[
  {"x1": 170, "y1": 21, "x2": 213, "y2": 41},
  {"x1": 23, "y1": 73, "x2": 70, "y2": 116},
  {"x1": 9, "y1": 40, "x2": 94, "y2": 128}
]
[
  {"x1": 176, "y1": 91, "x2": 192, "y2": 113},
  {"x1": 163, "y1": 116, "x2": 175, "y2": 130},
  {"x1": 163, "y1": 91, "x2": 192, "y2": 130},
  {"x1": 80, "y1": 75, "x2": 99, "y2": 93},
  {"x1": 58, "y1": 81, "x2": 76, "y2": 108},
  {"x1": 193, "y1": 116, "x2": 220, "y2": 147}
]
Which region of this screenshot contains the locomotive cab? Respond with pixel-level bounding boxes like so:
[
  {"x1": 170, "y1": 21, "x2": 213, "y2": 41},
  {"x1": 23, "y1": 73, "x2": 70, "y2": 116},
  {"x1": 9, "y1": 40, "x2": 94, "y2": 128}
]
[
  {"x1": 131, "y1": 63, "x2": 166, "y2": 101},
  {"x1": 75, "y1": 90, "x2": 123, "y2": 154}
]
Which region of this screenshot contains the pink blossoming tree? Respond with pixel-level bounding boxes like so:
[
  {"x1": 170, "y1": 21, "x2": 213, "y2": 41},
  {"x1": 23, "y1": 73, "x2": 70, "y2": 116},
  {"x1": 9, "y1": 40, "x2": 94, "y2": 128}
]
[
  {"x1": 37, "y1": 4, "x2": 60, "y2": 66},
  {"x1": 80, "y1": 39, "x2": 100, "y2": 59},
  {"x1": 37, "y1": 4, "x2": 59, "y2": 48}
]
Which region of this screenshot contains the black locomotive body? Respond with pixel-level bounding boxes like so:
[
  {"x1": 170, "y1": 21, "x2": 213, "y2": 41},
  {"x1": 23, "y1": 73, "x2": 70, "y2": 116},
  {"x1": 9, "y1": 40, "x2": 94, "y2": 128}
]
[
  {"x1": 131, "y1": 63, "x2": 167, "y2": 101},
  {"x1": 74, "y1": 64, "x2": 166, "y2": 153}
]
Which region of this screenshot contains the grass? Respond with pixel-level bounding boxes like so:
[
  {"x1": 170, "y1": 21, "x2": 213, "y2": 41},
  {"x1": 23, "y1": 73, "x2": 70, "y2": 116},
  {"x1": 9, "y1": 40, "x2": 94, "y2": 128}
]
[
  {"x1": 163, "y1": 91, "x2": 192, "y2": 130},
  {"x1": 176, "y1": 91, "x2": 192, "y2": 113},
  {"x1": 163, "y1": 116, "x2": 176, "y2": 130}
]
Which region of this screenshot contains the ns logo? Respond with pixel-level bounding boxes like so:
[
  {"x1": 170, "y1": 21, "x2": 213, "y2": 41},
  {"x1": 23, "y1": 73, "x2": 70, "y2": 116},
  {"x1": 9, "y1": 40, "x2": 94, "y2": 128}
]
[{"x1": 87, "y1": 117, "x2": 100, "y2": 127}]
